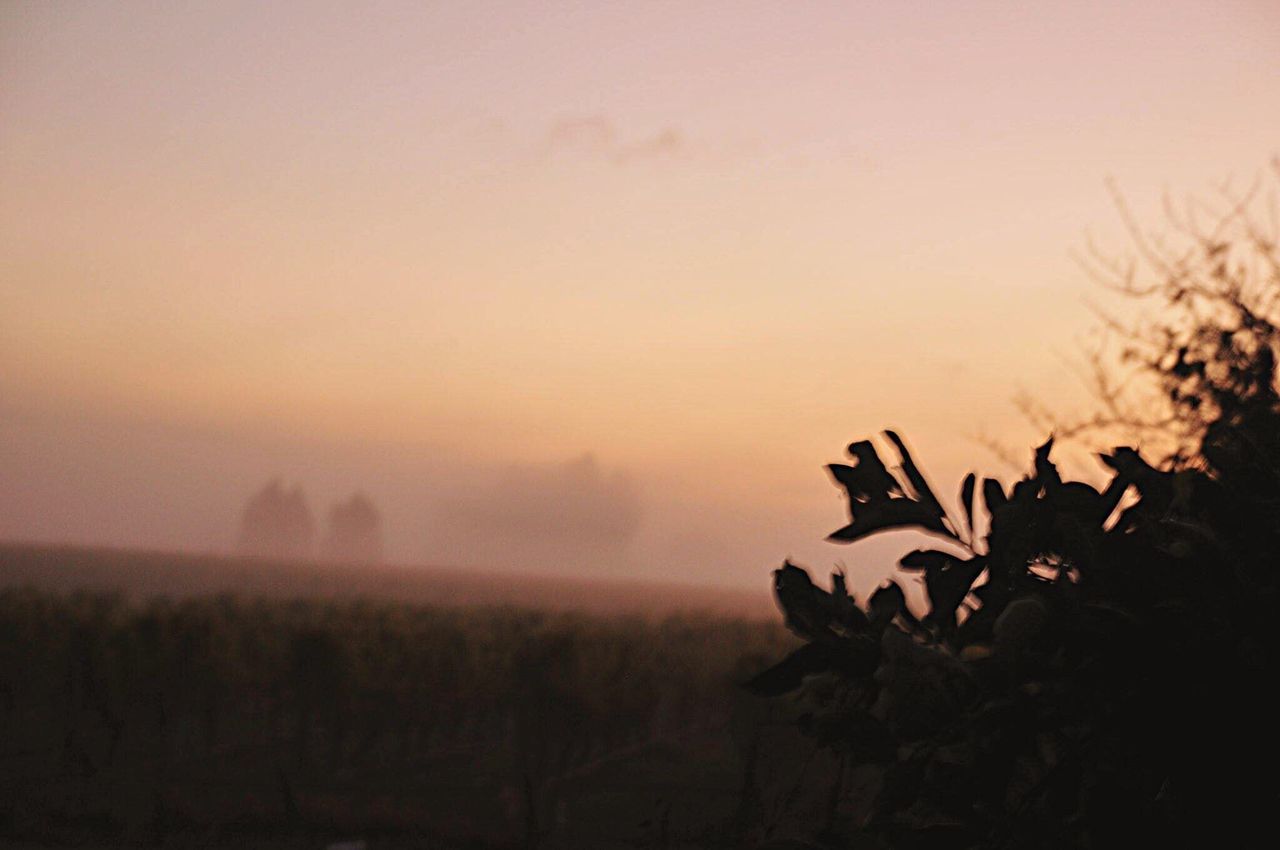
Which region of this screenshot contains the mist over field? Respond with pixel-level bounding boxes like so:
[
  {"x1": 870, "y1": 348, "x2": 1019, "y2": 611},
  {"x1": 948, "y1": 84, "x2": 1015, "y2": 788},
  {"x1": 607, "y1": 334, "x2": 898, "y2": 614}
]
[
  {"x1": 0, "y1": 398, "x2": 865, "y2": 587},
  {"x1": 5, "y1": 1, "x2": 1276, "y2": 591},
  {"x1": 0, "y1": 389, "x2": 930, "y2": 595},
  {"x1": 0, "y1": 404, "x2": 652, "y2": 575}
]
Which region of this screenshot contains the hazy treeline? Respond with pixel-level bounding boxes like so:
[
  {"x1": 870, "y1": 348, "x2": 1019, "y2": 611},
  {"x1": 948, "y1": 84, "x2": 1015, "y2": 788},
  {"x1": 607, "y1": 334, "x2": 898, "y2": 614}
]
[
  {"x1": 232, "y1": 456, "x2": 636, "y2": 568},
  {"x1": 238, "y1": 480, "x2": 384, "y2": 563},
  {"x1": 0, "y1": 588, "x2": 793, "y2": 845}
]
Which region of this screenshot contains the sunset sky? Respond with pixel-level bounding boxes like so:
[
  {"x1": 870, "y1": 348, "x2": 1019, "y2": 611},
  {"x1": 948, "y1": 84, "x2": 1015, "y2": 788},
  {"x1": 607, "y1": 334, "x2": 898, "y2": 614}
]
[{"x1": 2, "y1": 1, "x2": 1278, "y2": 590}]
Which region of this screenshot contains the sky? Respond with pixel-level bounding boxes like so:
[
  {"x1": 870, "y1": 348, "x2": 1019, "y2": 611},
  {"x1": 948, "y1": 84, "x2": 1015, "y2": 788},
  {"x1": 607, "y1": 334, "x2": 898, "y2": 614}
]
[{"x1": 2, "y1": 0, "x2": 1278, "y2": 592}]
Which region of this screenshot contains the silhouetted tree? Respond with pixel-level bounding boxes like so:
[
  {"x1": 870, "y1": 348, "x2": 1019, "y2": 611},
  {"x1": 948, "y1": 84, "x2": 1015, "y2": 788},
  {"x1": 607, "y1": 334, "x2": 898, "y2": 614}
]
[
  {"x1": 750, "y1": 163, "x2": 1280, "y2": 848},
  {"x1": 1020, "y1": 160, "x2": 1280, "y2": 465},
  {"x1": 237, "y1": 479, "x2": 315, "y2": 560},
  {"x1": 751, "y1": 427, "x2": 1280, "y2": 847},
  {"x1": 324, "y1": 492, "x2": 383, "y2": 564}
]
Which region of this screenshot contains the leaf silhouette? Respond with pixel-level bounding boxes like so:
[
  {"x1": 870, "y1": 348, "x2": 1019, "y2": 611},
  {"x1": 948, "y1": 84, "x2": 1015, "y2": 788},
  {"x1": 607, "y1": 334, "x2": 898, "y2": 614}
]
[
  {"x1": 884, "y1": 430, "x2": 946, "y2": 517},
  {"x1": 901, "y1": 549, "x2": 985, "y2": 628},
  {"x1": 827, "y1": 434, "x2": 952, "y2": 543},
  {"x1": 1033, "y1": 436, "x2": 1060, "y2": 488},
  {"x1": 983, "y1": 477, "x2": 1008, "y2": 515},
  {"x1": 1098, "y1": 446, "x2": 1164, "y2": 488},
  {"x1": 960, "y1": 472, "x2": 977, "y2": 538},
  {"x1": 828, "y1": 440, "x2": 902, "y2": 503},
  {"x1": 827, "y1": 499, "x2": 952, "y2": 543},
  {"x1": 899, "y1": 548, "x2": 954, "y2": 573},
  {"x1": 868, "y1": 579, "x2": 909, "y2": 631},
  {"x1": 772, "y1": 561, "x2": 836, "y2": 640}
]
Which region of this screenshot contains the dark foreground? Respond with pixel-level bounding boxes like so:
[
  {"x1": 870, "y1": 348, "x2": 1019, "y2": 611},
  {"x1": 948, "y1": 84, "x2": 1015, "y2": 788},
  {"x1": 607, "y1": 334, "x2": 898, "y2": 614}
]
[{"x1": 0, "y1": 547, "x2": 860, "y2": 849}]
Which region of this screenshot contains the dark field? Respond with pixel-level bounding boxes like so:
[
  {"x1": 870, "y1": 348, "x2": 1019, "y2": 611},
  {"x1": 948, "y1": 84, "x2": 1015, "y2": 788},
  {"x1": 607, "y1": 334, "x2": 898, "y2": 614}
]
[{"x1": 0, "y1": 543, "x2": 838, "y2": 849}]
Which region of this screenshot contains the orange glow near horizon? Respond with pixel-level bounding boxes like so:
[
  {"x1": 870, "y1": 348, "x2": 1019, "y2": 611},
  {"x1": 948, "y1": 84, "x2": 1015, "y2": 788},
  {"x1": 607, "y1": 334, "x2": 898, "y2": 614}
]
[{"x1": 2, "y1": 1, "x2": 1278, "y2": 589}]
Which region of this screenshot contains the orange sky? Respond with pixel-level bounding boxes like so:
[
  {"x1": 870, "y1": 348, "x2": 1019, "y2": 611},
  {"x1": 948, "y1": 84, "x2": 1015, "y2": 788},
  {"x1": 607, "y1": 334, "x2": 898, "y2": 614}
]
[{"x1": 2, "y1": 1, "x2": 1278, "y2": 590}]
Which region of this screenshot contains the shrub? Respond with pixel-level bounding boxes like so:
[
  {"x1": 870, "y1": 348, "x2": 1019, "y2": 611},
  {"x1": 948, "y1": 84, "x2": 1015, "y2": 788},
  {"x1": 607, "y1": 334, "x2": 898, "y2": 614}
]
[{"x1": 750, "y1": 423, "x2": 1280, "y2": 847}]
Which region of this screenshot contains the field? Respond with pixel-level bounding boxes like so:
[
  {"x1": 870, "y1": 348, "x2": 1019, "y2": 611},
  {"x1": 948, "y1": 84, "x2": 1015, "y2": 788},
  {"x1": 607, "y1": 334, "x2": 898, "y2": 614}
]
[
  {"x1": 0, "y1": 542, "x2": 777, "y2": 621},
  {"x1": 0, "y1": 543, "x2": 845, "y2": 849}
]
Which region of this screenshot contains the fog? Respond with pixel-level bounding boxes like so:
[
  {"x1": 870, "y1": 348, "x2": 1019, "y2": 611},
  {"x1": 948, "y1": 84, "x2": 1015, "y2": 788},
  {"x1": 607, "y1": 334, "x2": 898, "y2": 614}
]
[
  {"x1": 3, "y1": 0, "x2": 1274, "y2": 594},
  {"x1": 2, "y1": 390, "x2": 954, "y2": 594}
]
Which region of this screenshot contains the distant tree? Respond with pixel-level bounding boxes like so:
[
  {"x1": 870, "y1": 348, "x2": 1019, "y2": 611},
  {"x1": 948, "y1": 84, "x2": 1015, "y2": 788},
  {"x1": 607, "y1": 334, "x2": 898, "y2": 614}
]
[
  {"x1": 323, "y1": 492, "x2": 384, "y2": 564},
  {"x1": 237, "y1": 479, "x2": 315, "y2": 560}
]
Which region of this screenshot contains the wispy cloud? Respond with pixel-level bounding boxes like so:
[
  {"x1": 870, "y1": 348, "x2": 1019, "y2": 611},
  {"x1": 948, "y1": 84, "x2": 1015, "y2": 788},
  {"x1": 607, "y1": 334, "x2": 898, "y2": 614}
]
[
  {"x1": 542, "y1": 115, "x2": 684, "y2": 165},
  {"x1": 616, "y1": 127, "x2": 683, "y2": 163}
]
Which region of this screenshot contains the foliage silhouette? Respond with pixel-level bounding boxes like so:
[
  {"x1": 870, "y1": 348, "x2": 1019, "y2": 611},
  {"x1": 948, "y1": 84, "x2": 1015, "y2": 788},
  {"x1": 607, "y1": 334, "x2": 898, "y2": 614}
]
[
  {"x1": 752, "y1": 424, "x2": 1280, "y2": 847},
  {"x1": 1020, "y1": 161, "x2": 1280, "y2": 464},
  {"x1": 750, "y1": 170, "x2": 1280, "y2": 847}
]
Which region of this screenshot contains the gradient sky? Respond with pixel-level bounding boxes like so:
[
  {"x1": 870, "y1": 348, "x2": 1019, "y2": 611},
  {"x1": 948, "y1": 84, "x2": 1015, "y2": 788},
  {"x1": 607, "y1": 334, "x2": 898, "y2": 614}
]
[{"x1": 2, "y1": 1, "x2": 1278, "y2": 591}]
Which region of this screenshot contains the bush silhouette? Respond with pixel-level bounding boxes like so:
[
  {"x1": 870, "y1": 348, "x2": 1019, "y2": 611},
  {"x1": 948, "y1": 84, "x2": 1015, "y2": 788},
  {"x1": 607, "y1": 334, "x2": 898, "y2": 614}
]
[
  {"x1": 751, "y1": 424, "x2": 1280, "y2": 847},
  {"x1": 750, "y1": 171, "x2": 1280, "y2": 848}
]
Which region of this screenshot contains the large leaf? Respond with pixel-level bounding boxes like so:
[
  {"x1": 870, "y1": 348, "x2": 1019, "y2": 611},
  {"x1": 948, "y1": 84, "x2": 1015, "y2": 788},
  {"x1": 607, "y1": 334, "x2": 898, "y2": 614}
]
[
  {"x1": 827, "y1": 434, "x2": 952, "y2": 543},
  {"x1": 899, "y1": 548, "x2": 956, "y2": 573},
  {"x1": 772, "y1": 561, "x2": 836, "y2": 640},
  {"x1": 901, "y1": 549, "x2": 985, "y2": 628},
  {"x1": 829, "y1": 441, "x2": 903, "y2": 504},
  {"x1": 827, "y1": 498, "x2": 952, "y2": 543},
  {"x1": 884, "y1": 430, "x2": 946, "y2": 517}
]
